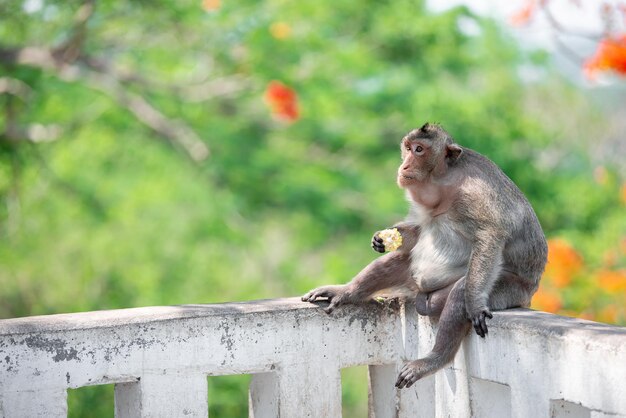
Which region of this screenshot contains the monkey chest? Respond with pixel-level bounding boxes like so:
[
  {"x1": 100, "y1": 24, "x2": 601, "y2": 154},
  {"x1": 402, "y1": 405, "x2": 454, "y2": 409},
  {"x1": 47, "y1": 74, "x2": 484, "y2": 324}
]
[{"x1": 410, "y1": 223, "x2": 472, "y2": 292}]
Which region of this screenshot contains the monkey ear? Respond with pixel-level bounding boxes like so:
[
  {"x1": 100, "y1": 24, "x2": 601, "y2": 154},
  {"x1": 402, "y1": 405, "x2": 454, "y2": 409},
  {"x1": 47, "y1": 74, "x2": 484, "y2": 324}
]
[{"x1": 446, "y1": 143, "x2": 463, "y2": 163}]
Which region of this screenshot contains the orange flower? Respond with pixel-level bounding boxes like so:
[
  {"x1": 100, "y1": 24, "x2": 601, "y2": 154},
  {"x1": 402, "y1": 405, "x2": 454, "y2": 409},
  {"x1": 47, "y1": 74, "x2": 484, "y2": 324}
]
[
  {"x1": 543, "y1": 238, "x2": 584, "y2": 288},
  {"x1": 264, "y1": 81, "x2": 299, "y2": 122},
  {"x1": 531, "y1": 286, "x2": 562, "y2": 313},
  {"x1": 509, "y1": 0, "x2": 536, "y2": 27},
  {"x1": 584, "y1": 35, "x2": 626, "y2": 78},
  {"x1": 595, "y1": 269, "x2": 626, "y2": 294},
  {"x1": 202, "y1": 0, "x2": 220, "y2": 11},
  {"x1": 621, "y1": 183, "x2": 626, "y2": 205}
]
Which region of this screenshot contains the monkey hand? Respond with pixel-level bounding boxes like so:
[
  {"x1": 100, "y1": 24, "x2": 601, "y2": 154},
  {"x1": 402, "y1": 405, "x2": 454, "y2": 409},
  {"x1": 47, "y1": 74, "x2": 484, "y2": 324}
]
[
  {"x1": 467, "y1": 305, "x2": 493, "y2": 338},
  {"x1": 301, "y1": 285, "x2": 353, "y2": 314},
  {"x1": 372, "y1": 228, "x2": 403, "y2": 253},
  {"x1": 371, "y1": 231, "x2": 387, "y2": 253}
]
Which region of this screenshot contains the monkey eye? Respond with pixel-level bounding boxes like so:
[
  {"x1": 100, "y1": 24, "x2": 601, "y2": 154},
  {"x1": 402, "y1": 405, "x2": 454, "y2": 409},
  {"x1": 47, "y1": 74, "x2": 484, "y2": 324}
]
[{"x1": 415, "y1": 145, "x2": 424, "y2": 153}]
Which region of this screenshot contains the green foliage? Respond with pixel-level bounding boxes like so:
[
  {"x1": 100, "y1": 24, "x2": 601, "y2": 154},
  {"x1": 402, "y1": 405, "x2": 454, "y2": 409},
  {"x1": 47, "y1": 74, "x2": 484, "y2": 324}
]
[{"x1": 0, "y1": 0, "x2": 624, "y2": 415}]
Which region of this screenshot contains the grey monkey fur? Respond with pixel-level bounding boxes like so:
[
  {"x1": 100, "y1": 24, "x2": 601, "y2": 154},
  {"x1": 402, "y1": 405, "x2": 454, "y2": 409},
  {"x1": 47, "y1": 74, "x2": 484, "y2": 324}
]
[{"x1": 302, "y1": 123, "x2": 547, "y2": 389}]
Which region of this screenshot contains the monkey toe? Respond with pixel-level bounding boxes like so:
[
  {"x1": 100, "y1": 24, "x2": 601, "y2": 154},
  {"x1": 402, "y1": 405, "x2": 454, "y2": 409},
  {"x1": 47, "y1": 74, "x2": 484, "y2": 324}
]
[{"x1": 395, "y1": 361, "x2": 423, "y2": 389}]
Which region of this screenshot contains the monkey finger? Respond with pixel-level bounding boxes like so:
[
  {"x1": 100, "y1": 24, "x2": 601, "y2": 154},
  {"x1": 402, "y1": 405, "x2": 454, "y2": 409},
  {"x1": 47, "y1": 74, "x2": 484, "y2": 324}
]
[
  {"x1": 372, "y1": 244, "x2": 386, "y2": 253},
  {"x1": 303, "y1": 293, "x2": 318, "y2": 302},
  {"x1": 323, "y1": 301, "x2": 338, "y2": 314},
  {"x1": 307, "y1": 288, "x2": 334, "y2": 302}
]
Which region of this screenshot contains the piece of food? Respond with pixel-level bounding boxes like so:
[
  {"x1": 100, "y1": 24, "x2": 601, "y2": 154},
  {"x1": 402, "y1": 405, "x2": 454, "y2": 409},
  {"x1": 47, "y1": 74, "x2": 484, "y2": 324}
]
[{"x1": 378, "y1": 228, "x2": 403, "y2": 252}]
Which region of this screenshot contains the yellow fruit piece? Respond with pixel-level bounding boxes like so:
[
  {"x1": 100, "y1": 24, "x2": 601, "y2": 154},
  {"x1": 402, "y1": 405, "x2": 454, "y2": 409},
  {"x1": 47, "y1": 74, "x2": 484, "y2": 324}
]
[{"x1": 378, "y1": 228, "x2": 403, "y2": 252}]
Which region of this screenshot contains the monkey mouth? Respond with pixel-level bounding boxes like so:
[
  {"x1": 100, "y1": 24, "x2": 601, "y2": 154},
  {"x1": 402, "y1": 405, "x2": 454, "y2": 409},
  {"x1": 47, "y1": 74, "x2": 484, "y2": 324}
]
[{"x1": 401, "y1": 175, "x2": 416, "y2": 180}]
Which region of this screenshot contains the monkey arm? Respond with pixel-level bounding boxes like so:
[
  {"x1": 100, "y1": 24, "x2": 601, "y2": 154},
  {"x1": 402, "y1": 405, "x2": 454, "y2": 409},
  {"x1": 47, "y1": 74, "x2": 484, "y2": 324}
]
[
  {"x1": 393, "y1": 222, "x2": 421, "y2": 252},
  {"x1": 346, "y1": 251, "x2": 416, "y2": 299},
  {"x1": 464, "y1": 229, "x2": 505, "y2": 337},
  {"x1": 302, "y1": 251, "x2": 417, "y2": 313}
]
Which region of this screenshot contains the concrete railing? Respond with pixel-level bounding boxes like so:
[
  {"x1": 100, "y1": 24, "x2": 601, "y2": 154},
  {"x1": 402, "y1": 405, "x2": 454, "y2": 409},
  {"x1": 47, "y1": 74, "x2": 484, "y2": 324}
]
[{"x1": 0, "y1": 297, "x2": 625, "y2": 418}]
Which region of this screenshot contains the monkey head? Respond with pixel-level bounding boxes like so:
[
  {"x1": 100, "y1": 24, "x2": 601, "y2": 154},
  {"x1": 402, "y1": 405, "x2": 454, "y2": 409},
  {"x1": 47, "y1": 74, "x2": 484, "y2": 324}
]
[{"x1": 397, "y1": 123, "x2": 463, "y2": 188}]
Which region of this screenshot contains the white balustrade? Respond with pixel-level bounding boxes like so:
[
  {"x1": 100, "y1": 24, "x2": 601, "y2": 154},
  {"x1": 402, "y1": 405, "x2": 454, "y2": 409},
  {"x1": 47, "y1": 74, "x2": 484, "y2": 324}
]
[{"x1": 0, "y1": 298, "x2": 624, "y2": 417}]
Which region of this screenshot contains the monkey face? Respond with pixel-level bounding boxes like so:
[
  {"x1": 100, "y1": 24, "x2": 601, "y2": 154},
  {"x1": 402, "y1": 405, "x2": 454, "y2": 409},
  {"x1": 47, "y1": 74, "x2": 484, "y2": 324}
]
[
  {"x1": 397, "y1": 124, "x2": 463, "y2": 188},
  {"x1": 397, "y1": 138, "x2": 435, "y2": 186}
]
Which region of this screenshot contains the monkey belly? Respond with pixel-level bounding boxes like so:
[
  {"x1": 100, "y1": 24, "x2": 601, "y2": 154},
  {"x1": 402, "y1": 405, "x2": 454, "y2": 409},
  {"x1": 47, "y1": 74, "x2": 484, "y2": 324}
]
[{"x1": 410, "y1": 223, "x2": 472, "y2": 293}]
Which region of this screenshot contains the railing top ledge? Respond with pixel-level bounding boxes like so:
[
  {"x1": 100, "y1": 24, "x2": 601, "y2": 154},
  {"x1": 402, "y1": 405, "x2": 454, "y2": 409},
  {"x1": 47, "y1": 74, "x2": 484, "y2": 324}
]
[
  {"x1": 0, "y1": 297, "x2": 333, "y2": 336},
  {"x1": 488, "y1": 309, "x2": 626, "y2": 347},
  {"x1": 0, "y1": 297, "x2": 624, "y2": 347}
]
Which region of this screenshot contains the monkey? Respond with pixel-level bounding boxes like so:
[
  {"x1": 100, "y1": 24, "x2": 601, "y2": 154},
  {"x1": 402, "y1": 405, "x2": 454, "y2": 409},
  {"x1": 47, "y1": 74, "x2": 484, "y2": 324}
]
[{"x1": 301, "y1": 123, "x2": 547, "y2": 389}]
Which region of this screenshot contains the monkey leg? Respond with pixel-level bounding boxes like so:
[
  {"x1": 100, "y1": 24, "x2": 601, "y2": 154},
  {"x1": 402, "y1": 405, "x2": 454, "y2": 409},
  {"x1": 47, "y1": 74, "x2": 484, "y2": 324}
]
[
  {"x1": 471, "y1": 270, "x2": 537, "y2": 336},
  {"x1": 488, "y1": 270, "x2": 537, "y2": 311},
  {"x1": 396, "y1": 273, "x2": 537, "y2": 388},
  {"x1": 396, "y1": 278, "x2": 470, "y2": 388},
  {"x1": 302, "y1": 251, "x2": 415, "y2": 314},
  {"x1": 414, "y1": 281, "x2": 456, "y2": 317}
]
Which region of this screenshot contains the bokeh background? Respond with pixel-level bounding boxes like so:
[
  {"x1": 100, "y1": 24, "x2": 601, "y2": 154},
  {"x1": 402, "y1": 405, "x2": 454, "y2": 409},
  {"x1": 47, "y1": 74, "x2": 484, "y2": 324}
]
[{"x1": 1, "y1": 0, "x2": 625, "y2": 416}]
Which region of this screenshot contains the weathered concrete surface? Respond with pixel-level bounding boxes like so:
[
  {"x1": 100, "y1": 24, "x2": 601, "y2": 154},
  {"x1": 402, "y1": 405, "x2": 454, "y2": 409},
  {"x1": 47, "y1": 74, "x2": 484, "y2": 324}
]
[
  {"x1": 1, "y1": 298, "x2": 625, "y2": 417},
  {"x1": 416, "y1": 309, "x2": 626, "y2": 418}
]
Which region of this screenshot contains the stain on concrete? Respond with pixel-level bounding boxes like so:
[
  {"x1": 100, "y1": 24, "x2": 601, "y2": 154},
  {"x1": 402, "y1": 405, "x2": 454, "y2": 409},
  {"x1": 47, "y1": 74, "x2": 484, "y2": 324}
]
[
  {"x1": 23, "y1": 335, "x2": 81, "y2": 363},
  {"x1": 218, "y1": 321, "x2": 235, "y2": 353}
]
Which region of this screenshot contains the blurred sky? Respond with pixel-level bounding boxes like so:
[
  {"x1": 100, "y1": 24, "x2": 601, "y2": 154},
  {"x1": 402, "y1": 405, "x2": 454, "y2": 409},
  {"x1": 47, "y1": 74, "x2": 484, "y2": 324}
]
[{"x1": 427, "y1": 0, "x2": 625, "y2": 85}]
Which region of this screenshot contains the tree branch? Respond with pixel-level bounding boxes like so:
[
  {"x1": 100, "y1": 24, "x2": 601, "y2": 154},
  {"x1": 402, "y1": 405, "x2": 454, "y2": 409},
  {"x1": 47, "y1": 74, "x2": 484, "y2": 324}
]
[
  {"x1": 56, "y1": 0, "x2": 96, "y2": 63},
  {"x1": 79, "y1": 55, "x2": 250, "y2": 102},
  {"x1": 541, "y1": 4, "x2": 603, "y2": 42},
  {"x1": 0, "y1": 45, "x2": 210, "y2": 161},
  {"x1": 0, "y1": 77, "x2": 32, "y2": 99}
]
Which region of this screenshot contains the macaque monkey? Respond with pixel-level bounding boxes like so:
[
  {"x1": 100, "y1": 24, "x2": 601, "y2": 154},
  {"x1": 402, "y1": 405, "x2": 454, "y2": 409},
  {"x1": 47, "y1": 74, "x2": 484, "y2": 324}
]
[{"x1": 302, "y1": 123, "x2": 547, "y2": 389}]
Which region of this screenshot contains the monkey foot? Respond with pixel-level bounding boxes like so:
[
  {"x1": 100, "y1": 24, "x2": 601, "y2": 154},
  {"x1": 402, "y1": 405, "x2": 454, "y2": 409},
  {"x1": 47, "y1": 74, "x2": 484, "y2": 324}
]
[{"x1": 395, "y1": 360, "x2": 429, "y2": 389}]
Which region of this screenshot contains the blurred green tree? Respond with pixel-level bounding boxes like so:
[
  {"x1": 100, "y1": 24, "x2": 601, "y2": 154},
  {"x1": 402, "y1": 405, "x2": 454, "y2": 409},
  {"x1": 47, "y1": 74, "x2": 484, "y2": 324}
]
[{"x1": 1, "y1": 0, "x2": 624, "y2": 416}]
